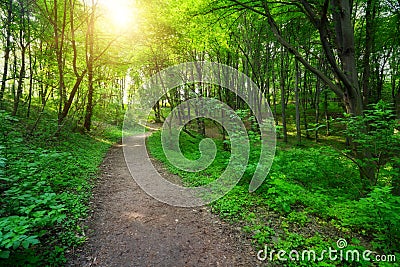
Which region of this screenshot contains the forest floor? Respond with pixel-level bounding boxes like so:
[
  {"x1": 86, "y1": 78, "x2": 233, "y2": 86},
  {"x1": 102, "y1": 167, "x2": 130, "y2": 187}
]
[{"x1": 66, "y1": 134, "x2": 259, "y2": 267}]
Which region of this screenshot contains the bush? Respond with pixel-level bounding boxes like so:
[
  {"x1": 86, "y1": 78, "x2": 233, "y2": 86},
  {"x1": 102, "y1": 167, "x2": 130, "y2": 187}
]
[
  {"x1": 344, "y1": 101, "x2": 400, "y2": 189},
  {"x1": 336, "y1": 186, "x2": 400, "y2": 252},
  {"x1": 271, "y1": 147, "x2": 360, "y2": 197}
]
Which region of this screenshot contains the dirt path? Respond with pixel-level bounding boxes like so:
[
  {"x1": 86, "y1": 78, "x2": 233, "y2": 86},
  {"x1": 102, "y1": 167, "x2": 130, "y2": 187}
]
[{"x1": 67, "y1": 134, "x2": 259, "y2": 266}]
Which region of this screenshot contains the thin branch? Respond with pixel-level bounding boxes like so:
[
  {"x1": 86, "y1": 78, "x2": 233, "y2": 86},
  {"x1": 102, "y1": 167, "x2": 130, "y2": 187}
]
[
  {"x1": 228, "y1": 0, "x2": 268, "y2": 17},
  {"x1": 261, "y1": 1, "x2": 345, "y2": 98}
]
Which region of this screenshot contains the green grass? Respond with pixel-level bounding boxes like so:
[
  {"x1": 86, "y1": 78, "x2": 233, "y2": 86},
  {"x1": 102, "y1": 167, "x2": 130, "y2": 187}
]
[{"x1": 148, "y1": 130, "x2": 229, "y2": 187}]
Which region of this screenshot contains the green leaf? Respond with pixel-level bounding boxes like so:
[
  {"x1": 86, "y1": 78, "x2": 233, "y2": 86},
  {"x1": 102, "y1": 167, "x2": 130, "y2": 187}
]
[
  {"x1": 267, "y1": 187, "x2": 276, "y2": 194},
  {"x1": 22, "y1": 236, "x2": 40, "y2": 249},
  {"x1": 0, "y1": 250, "x2": 10, "y2": 259}
]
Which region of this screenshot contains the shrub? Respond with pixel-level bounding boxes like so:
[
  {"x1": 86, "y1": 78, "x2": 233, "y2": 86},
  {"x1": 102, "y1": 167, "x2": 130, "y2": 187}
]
[
  {"x1": 344, "y1": 101, "x2": 400, "y2": 190},
  {"x1": 337, "y1": 186, "x2": 400, "y2": 252}
]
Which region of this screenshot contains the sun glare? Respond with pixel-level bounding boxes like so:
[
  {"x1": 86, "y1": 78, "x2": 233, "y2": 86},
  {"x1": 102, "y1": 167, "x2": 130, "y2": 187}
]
[{"x1": 97, "y1": 0, "x2": 137, "y2": 30}]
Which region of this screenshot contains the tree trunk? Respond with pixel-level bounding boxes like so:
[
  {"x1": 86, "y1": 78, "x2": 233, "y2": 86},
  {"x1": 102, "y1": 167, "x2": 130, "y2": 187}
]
[
  {"x1": 330, "y1": 0, "x2": 363, "y2": 116},
  {"x1": 295, "y1": 61, "x2": 301, "y2": 144},
  {"x1": 324, "y1": 90, "x2": 330, "y2": 136},
  {"x1": 27, "y1": 17, "x2": 34, "y2": 118},
  {"x1": 315, "y1": 72, "x2": 321, "y2": 142},
  {"x1": 84, "y1": 1, "x2": 95, "y2": 131},
  {"x1": 12, "y1": 44, "x2": 26, "y2": 116},
  {"x1": 0, "y1": 0, "x2": 13, "y2": 105},
  {"x1": 59, "y1": 72, "x2": 87, "y2": 124},
  {"x1": 302, "y1": 71, "x2": 310, "y2": 139},
  {"x1": 58, "y1": 0, "x2": 88, "y2": 126},
  {"x1": 329, "y1": 0, "x2": 375, "y2": 186},
  {"x1": 395, "y1": 86, "x2": 400, "y2": 120},
  {"x1": 280, "y1": 50, "x2": 288, "y2": 143},
  {"x1": 272, "y1": 59, "x2": 278, "y2": 125},
  {"x1": 53, "y1": 0, "x2": 67, "y2": 125},
  {"x1": 153, "y1": 101, "x2": 161, "y2": 123},
  {"x1": 361, "y1": 0, "x2": 376, "y2": 107}
]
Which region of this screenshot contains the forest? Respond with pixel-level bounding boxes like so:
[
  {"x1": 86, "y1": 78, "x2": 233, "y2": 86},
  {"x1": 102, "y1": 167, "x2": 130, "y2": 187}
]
[{"x1": 0, "y1": 0, "x2": 399, "y2": 266}]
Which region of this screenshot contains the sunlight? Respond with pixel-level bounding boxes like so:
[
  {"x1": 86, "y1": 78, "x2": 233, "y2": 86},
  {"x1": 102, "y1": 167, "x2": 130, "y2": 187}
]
[{"x1": 97, "y1": 0, "x2": 136, "y2": 31}]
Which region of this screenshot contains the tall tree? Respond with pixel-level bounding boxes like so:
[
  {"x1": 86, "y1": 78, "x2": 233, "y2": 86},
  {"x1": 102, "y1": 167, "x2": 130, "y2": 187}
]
[
  {"x1": 83, "y1": 0, "x2": 96, "y2": 131},
  {"x1": 0, "y1": 0, "x2": 14, "y2": 105},
  {"x1": 220, "y1": 0, "x2": 362, "y2": 116}
]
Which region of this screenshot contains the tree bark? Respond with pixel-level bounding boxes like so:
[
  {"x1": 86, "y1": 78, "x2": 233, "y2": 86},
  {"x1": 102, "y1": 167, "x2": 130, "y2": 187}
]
[
  {"x1": 332, "y1": 0, "x2": 363, "y2": 115},
  {"x1": 280, "y1": 50, "x2": 288, "y2": 143},
  {"x1": 84, "y1": 0, "x2": 96, "y2": 131},
  {"x1": 295, "y1": 61, "x2": 301, "y2": 144},
  {"x1": 27, "y1": 15, "x2": 34, "y2": 118},
  {"x1": 12, "y1": 45, "x2": 26, "y2": 116},
  {"x1": 302, "y1": 71, "x2": 310, "y2": 139},
  {"x1": 324, "y1": 90, "x2": 330, "y2": 136},
  {"x1": 361, "y1": 0, "x2": 376, "y2": 107},
  {"x1": 315, "y1": 79, "x2": 321, "y2": 142},
  {"x1": 0, "y1": 0, "x2": 13, "y2": 105},
  {"x1": 52, "y1": 0, "x2": 67, "y2": 124},
  {"x1": 13, "y1": 0, "x2": 28, "y2": 117}
]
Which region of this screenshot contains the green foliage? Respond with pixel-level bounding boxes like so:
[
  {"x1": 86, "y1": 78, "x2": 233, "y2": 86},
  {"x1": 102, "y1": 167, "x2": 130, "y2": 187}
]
[
  {"x1": 334, "y1": 186, "x2": 400, "y2": 252},
  {"x1": 265, "y1": 178, "x2": 299, "y2": 213},
  {"x1": 93, "y1": 103, "x2": 126, "y2": 127},
  {"x1": 344, "y1": 101, "x2": 400, "y2": 186},
  {"x1": 277, "y1": 232, "x2": 306, "y2": 251},
  {"x1": 211, "y1": 186, "x2": 259, "y2": 220},
  {"x1": 251, "y1": 225, "x2": 275, "y2": 245},
  {"x1": 0, "y1": 111, "x2": 121, "y2": 265},
  {"x1": 271, "y1": 147, "x2": 360, "y2": 197},
  {"x1": 0, "y1": 147, "x2": 6, "y2": 191},
  {"x1": 148, "y1": 130, "x2": 229, "y2": 187},
  {"x1": 287, "y1": 211, "x2": 309, "y2": 227}
]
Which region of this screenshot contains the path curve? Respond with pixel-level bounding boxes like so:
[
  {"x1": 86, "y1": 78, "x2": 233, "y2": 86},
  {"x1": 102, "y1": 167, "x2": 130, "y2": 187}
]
[{"x1": 67, "y1": 134, "x2": 259, "y2": 266}]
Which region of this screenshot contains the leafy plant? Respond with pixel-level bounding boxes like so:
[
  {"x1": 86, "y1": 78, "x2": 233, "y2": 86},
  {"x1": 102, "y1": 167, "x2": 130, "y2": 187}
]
[
  {"x1": 343, "y1": 101, "x2": 400, "y2": 189},
  {"x1": 287, "y1": 211, "x2": 309, "y2": 227},
  {"x1": 0, "y1": 111, "x2": 122, "y2": 265},
  {"x1": 337, "y1": 186, "x2": 400, "y2": 252},
  {"x1": 265, "y1": 178, "x2": 301, "y2": 213},
  {"x1": 271, "y1": 147, "x2": 360, "y2": 196},
  {"x1": 251, "y1": 225, "x2": 275, "y2": 245}
]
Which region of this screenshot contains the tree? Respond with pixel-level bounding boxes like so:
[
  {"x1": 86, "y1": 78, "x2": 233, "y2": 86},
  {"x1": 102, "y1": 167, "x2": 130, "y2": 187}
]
[
  {"x1": 220, "y1": 0, "x2": 362, "y2": 116},
  {"x1": 0, "y1": 0, "x2": 14, "y2": 105},
  {"x1": 12, "y1": 0, "x2": 33, "y2": 116},
  {"x1": 207, "y1": 0, "x2": 384, "y2": 186},
  {"x1": 295, "y1": 60, "x2": 301, "y2": 144},
  {"x1": 83, "y1": 0, "x2": 95, "y2": 131}
]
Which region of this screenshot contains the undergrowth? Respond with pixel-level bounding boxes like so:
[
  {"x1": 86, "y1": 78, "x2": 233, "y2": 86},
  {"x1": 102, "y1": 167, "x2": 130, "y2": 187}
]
[
  {"x1": 147, "y1": 120, "x2": 400, "y2": 266},
  {"x1": 0, "y1": 110, "x2": 122, "y2": 266}
]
